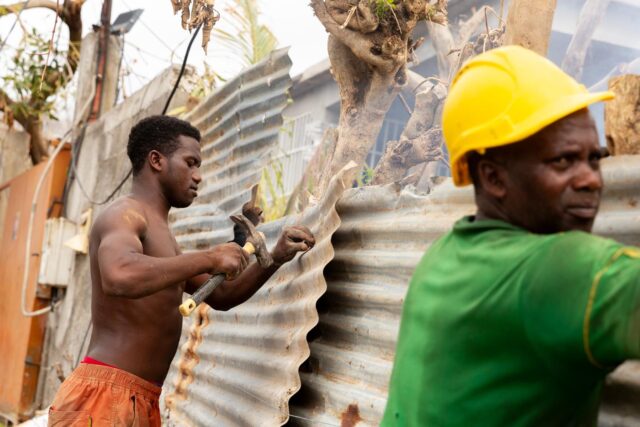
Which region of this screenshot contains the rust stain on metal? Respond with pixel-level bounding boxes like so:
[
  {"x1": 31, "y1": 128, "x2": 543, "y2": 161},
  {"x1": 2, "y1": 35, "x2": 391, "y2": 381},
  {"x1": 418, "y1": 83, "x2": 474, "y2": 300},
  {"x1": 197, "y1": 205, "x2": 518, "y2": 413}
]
[
  {"x1": 163, "y1": 162, "x2": 357, "y2": 426},
  {"x1": 164, "y1": 304, "x2": 209, "y2": 418},
  {"x1": 340, "y1": 403, "x2": 362, "y2": 427}
]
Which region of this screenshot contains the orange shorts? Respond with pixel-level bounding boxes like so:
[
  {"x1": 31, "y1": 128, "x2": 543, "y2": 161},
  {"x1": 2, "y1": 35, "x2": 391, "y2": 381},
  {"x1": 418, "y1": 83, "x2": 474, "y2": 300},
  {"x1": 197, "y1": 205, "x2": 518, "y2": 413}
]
[{"x1": 48, "y1": 363, "x2": 162, "y2": 427}]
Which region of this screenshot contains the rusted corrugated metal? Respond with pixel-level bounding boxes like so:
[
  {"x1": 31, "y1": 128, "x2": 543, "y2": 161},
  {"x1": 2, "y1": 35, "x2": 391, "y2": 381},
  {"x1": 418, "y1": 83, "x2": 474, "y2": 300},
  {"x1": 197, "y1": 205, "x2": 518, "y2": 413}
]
[
  {"x1": 161, "y1": 43, "x2": 360, "y2": 426},
  {"x1": 164, "y1": 63, "x2": 640, "y2": 427},
  {"x1": 287, "y1": 155, "x2": 640, "y2": 426},
  {"x1": 0, "y1": 149, "x2": 70, "y2": 423},
  {"x1": 163, "y1": 163, "x2": 357, "y2": 427},
  {"x1": 164, "y1": 48, "x2": 296, "y2": 426},
  {"x1": 170, "y1": 47, "x2": 293, "y2": 249}
]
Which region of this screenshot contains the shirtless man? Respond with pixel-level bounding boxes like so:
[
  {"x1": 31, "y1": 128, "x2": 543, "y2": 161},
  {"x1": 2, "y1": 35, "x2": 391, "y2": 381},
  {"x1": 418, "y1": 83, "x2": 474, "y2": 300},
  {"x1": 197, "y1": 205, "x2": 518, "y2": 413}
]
[{"x1": 47, "y1": 115, "x2": 315, "y2": 426}]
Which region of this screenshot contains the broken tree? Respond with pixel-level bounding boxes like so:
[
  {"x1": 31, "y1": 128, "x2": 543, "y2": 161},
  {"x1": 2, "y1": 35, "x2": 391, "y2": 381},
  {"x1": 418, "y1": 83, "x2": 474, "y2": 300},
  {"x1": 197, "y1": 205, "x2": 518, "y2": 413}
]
[
  {"x1": 373, "y1": 4, "x2": 505, "y2": 187},
  {"x1": 0, "y1": 0, "x2": 85, "y2": 163},
  {"x1": 309, "y1": 0, "x2": 447, "y2": 197}
]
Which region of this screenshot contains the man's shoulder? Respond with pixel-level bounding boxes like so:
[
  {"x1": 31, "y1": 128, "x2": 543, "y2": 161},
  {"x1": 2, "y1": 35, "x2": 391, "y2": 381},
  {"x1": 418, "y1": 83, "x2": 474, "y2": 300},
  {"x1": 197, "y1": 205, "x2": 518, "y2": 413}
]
[
  {"x1": 526, "y1": 231, "x2": 626, "y2": 285},
  {"x1": 93, "y1": 196, "x2": 149, "y2": 236},
  {"x1": 541, "y1": 231, "x2": 622, "y2": 259}
]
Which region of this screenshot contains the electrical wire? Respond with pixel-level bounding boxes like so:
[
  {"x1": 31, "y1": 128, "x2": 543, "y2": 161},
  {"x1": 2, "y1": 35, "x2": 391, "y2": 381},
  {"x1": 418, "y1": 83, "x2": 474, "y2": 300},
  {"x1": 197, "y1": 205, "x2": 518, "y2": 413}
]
[
  {"x1": 0, "y1": 0, "x2": 30, "y2": 54},
  {"x1": 120, "y1": 0, "x2": 183, "y2": 62},
  {"x1": 19, "y1": 78, "x2": 96, "y2": 318},
  {"x1": 20, "y1": 140, "x2": 71, "y2": 317},
  {"x1": 69, "y1": 20, "x2": 204, "y2": 209},
  {"x1": 162, "y1": 22, "x2": 202, "y2": 115}
]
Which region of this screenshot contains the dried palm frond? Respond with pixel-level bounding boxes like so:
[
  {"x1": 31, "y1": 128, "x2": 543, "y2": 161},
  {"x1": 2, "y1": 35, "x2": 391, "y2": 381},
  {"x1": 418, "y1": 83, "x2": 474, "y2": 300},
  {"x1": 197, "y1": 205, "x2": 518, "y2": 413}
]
[
  {"x1": 171, "y1": 0, "x2": 182, "y2": 14},
  {"x1": 172, "y1": 0, "x2": 219, "y2": 52},
  {"x1": 181, "y1": 0, "x2": 191, "y2": 29},
  {"x1": 202, "y1": 10, "x2": 219, "y2": 53}
]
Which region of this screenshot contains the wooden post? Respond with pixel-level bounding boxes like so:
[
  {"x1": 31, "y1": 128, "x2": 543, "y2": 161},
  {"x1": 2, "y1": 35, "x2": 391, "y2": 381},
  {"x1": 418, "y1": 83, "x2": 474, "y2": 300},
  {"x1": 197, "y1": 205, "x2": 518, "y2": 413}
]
[
  {"x1": 504, "y1": 0, "x2": 558, "y2": 55},
  {"x1": 605, "y1": 75, "x2": 640, "y2": 155}
]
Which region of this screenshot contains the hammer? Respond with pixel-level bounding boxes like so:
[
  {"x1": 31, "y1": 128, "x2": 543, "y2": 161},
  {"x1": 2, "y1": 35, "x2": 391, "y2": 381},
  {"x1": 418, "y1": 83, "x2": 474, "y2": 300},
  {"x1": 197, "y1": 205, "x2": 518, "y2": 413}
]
[{"x1": 179, "y1": 214, "x2": 273, "y2": 317}]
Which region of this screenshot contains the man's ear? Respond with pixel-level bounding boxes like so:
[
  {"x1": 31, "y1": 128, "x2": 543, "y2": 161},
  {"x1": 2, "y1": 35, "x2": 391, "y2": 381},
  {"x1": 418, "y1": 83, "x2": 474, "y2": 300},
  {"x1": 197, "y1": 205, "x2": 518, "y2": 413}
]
[
  {"x1": 477, "y1": 158, "x2": 507, "y2": 199},
  {"x1": 148, "y1": 150, "x2": 165, "y2": 173}
]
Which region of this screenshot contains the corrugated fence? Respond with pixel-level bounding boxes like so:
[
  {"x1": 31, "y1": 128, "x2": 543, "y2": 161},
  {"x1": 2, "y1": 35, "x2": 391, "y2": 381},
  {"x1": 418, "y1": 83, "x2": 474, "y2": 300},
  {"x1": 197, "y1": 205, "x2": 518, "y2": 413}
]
[
  {"x1": 170, "y1": 47, "x2": 293, "y2": 248},
  {"x1": 288, "y1": 154, "x2": 640, "y2": 426},
  {"x1": 159, "y1": 48, "x2": 640, "y2": 427},
  {"x1": 164, "y1": 149, "x2": 640, "y2": 426}
]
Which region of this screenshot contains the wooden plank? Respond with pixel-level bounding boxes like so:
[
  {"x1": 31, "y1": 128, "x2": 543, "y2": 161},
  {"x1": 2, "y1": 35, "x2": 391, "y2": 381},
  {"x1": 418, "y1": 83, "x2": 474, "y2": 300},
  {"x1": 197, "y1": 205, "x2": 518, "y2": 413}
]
[
  {"x1": 606, "y1": 75, "x2": 640, "y2": 155},
  {"x1": 504, "y1": 0, "x2": 558, "y2": 55}
]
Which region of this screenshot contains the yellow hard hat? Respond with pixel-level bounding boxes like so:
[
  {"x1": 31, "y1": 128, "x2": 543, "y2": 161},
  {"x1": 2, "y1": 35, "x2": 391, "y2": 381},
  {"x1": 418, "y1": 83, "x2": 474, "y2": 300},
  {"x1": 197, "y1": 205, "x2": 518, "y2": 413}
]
[{"x1": 443, "y1": 45, "x2": 614, "y2": 186}]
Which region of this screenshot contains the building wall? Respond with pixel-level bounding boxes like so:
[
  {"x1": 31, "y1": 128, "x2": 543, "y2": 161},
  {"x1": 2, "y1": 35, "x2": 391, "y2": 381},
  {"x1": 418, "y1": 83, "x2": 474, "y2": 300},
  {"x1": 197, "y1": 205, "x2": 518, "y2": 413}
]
[{"x1": 0, "y1": 125, "x2": 31, "y2": 243}]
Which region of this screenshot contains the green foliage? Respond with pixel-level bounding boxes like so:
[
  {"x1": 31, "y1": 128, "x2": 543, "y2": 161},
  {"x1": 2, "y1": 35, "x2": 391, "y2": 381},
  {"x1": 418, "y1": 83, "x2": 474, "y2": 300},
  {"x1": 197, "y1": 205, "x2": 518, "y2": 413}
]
[
  {"x1": 356, "y1": 164, "x2": 375, "y2": 187},
  {"x1": 2, "y1": 28, "x2": 71, "y2": 122},
  {"x1": 187, "y1": 0, "x2": 277, "y2": 106},
  {"x1": 371, "y1": 0, "x2": 396, "y2": 19},
  {"x1": 190, "y1": 62, "x2": 223, "y2": 99},
  {"x1": 259, "y1": 157, "x2": 288, "y2": 222},
  {"x1": 215, "y1": 0, "x2": 278, "y2": 69}
]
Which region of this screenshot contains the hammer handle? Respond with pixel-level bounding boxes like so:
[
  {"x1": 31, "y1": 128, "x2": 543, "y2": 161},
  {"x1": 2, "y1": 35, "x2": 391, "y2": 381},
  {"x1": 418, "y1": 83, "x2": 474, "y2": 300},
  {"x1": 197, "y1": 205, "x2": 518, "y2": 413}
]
[{"x1": 179, "y1": 242, "x2": 256, "y2": 317}]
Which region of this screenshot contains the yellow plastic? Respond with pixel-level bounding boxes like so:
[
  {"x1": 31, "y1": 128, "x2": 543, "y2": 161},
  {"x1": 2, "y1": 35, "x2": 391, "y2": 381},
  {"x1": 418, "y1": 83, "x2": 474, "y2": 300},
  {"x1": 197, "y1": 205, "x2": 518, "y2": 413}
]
[
  {"x1": 179, "y1": 298, "x2": 197, "y2": 316},
  {"x1": 442, "y1": 45, "x2": 614, "y2": 186},
  {"x1": 178, "y1": 240, "x2": 259, "y2": 317}
]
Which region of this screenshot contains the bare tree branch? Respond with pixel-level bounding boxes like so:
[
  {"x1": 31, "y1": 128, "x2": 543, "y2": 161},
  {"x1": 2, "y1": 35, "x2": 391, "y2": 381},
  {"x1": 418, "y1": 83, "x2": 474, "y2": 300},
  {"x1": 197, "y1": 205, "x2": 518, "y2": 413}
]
[
  {"x1": 455, "y1": 6, "x2": 493, "y2": 46},
  {"x1": 310, "y1": 0, "x2": 391, "y2": 71},
  {"x1": 426, "y1": 21, "x2": 456, "y2": 79},
  {"x1": 561, "y1": 0, "x2": 611, "y2": 80},
  {"x1": 0, "y1": 0, "x2": 61, "y2": 15}
]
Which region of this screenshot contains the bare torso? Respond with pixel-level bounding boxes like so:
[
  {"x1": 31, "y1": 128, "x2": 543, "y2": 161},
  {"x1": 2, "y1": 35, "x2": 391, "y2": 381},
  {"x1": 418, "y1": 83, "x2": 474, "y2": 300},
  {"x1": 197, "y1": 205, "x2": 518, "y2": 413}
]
[{"x1": 87, "y1": 197, "x2": 184, "y2": 384}]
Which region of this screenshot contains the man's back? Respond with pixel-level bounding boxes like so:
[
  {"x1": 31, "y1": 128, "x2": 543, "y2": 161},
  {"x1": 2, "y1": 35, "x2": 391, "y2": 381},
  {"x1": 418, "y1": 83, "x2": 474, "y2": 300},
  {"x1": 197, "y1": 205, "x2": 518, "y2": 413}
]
[{"x1": 383, "y1": 217, "x2": 640, "y2": 426}]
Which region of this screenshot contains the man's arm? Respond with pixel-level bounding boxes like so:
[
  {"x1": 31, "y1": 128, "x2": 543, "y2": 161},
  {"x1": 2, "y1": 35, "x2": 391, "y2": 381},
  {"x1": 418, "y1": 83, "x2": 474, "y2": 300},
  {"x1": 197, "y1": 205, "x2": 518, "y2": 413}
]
[
  {"x1": 186, "y1": 226, "x2": 315, "y2": 311},
  {"x1": 96, "y1": 202, "x2": 249, "y2": 299}
]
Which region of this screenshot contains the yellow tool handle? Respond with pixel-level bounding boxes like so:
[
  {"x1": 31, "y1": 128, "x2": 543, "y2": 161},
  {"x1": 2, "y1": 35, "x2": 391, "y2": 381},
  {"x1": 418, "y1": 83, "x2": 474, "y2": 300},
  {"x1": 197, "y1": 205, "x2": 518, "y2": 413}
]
[
  {"x1": 179, "y1": 241, "x2": 256, "y2": 317},
  {"x1": 243, "y1": 241, "x2": 256, "y2": 256}
]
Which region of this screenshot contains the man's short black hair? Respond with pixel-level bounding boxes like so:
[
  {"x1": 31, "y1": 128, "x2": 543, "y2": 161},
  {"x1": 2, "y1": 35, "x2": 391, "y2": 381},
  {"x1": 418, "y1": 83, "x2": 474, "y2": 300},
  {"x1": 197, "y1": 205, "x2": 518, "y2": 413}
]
[{"x1": 127, "y1": 115, "x2": 201, "y2": 175}]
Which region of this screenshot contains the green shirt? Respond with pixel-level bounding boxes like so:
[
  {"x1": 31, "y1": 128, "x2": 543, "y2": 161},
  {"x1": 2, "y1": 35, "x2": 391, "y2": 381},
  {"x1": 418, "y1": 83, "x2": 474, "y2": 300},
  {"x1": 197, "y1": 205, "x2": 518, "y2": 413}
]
[{"x1": 382, "y1": 217, "x2": 640, "y2": 427}]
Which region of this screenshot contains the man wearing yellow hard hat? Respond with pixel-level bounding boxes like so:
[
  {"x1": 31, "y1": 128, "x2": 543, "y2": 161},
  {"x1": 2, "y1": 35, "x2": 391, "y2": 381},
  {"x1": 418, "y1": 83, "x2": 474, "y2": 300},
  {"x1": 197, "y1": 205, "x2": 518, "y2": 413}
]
[{"x1": 382, "y1": 45, "x2": 637, "y2": 426}]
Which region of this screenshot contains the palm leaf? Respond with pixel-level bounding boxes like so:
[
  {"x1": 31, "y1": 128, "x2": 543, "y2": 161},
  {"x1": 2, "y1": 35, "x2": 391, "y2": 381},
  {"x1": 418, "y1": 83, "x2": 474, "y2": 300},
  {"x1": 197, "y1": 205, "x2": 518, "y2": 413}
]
[{"x1": 213, "y1": 0, "x2": 278, "y2": 69}]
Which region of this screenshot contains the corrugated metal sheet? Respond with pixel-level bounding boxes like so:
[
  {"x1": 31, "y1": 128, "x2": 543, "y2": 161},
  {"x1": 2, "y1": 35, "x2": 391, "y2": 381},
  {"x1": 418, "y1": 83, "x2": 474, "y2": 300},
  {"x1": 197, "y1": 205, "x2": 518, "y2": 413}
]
[
  {"x1": 163, "y1": 48, "x2": 295, "y2": 426},
  {"x1": 170, "y1": 47, "x2": 293, "y2": 247},
  {"x1": 287, "y1": 155, "x2": 640, "y2": 426},
  {"x1": 163, "y1": 57, "x2": 640, "y2": 427},
  {"x1": 161, "y1": 40, "x2": 359, "y2": 426},
  {"x1": 163, "y1": 162, "x2": 357, "y2": 426}
]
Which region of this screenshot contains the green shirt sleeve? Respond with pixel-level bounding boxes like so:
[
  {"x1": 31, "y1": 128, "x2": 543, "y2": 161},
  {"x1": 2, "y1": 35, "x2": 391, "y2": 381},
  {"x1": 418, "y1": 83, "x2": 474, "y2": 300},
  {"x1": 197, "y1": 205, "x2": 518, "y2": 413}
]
[
  {"x1": 585, "y1": 246, "x2": 640, "y2": 368},
  {"x1": 522, "y1": 233, "x2": 640, "y2": 372}
]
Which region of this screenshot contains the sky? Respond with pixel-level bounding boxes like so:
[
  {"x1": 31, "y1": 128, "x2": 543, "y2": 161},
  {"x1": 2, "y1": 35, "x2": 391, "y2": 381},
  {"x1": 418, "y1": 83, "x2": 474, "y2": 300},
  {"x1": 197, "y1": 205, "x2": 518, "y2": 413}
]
[{"x1": 0, "y1": 0, "x2": 329, "y2": 107}]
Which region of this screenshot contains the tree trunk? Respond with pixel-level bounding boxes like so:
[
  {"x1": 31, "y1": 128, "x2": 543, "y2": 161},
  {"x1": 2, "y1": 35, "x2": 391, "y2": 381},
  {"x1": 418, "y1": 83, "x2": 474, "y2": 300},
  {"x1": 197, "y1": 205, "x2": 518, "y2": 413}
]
[
  {"x1": 285, "y1": 128, "x2": 338, "y2": 215},
  {"x1": 504, "y1": 0, "x2": 557, "y2": 55},
  {"x1": 605, "y1": 75, "x2": 640, "y2": 155},
  {"x1": 0, "y1": 0, "x2": 84, "y2": 164},
  {"x1": 561, "y1": 0, "x2": 611, "y2": 81},
  {"x1": 372, "y1": 81, "x2": 447, "y2": 185},
  {"x1": 24, "y1": 118, "x2": 48, "y2": 164},
  {"x1": 315, "y1": 37, "x2": 404, "y2": 194},
  {"x1": 426, "y1": 21, "x2": 456, "y2": 80},
  {"x1": 309, "y1": 0, "x2": 446, "y2": 198}
]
